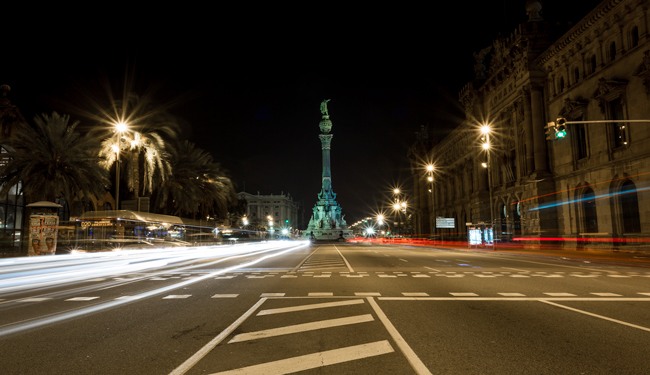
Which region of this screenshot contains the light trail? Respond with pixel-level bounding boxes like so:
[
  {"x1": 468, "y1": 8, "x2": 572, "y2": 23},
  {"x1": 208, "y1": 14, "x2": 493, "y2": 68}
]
[{"x1": 0, "y1": 241, "x2": 309, "y2": 296}]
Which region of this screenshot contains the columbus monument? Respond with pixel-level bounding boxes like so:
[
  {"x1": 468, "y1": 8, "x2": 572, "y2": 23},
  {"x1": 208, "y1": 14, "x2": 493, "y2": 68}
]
[{"x1": 304, "y1": 99, "x2": 353, "y2": 241}]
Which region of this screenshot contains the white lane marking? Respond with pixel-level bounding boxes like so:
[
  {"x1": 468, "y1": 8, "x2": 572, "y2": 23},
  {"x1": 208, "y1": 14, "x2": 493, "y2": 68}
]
[
  {"x1": 19, "y1": 297, "x2": 51, "y2": 302},
  {"x1": 413, "y1": 274, "x2": 431, "y2": 278},
  {"x1": 335, "y1": 245, "x2": 355, "y2": 273},
  {"x1": 399, "y1": 259, "x2": 408, "y2": 262},
  {"x1": 355, "y1": 292, "x2": 381, "y2": 296},
  {"x1": 210, "y1": 340, "x2": 394, "y2": 375},
  {"x1": 590, "y1": 293, "x2": 621, "y2": 297},
  {"x1": 498, "y1": 258, "x2": 619, "y2": 273},
  {"x1": 308, "y1": 292, "x2": 333, "y2": 297},
  {"x1": 257, "y1": 299, "x2": 365, "y2": 316},
  {"x1": 65, "y1": 297, "x2": 99, "y2": 301},
  {"x1": 228, "y1": 314, "x2": 374, "y2": 343},
  {"x1": 450, "y1": 293, "x2": 479, "y2": 297},
  {"x1": 544, "y1": 293, "x2": 576, "y2": 297},
  {"x1": 503, "y1": 267, "x2": 529, "y2": 272},
  {"x1": 640, "y1": 293, "x2": 650, "y2": 296},
  {"x1": 163, "y1": 295, "x2": 191, "y2": 299},
  {"x1": 211, "y1": 294, "x2": 239, "y2": 298},
  {"x1": 379, "y1": 297, "x2": 650, "y2": 301},
  {"x1": 498, "y1": 293, "x2": 526, "y2": 297},
  {"x1": 169, "y1": 298, "x2": 267, "y2": 375},
  {"x1": 402, "y1": 292, "x2": 429, "y2": 297},
  {"x1": 366, "y1": 297, "x2": 432, "y2": 375},
  {"x1": 539, "y1": 300, "x2": 650, "y2": 332},
  {"x1": 424, "y1": 267, "x2": 441, "y2": 272},
  {"x1": 260, "y1": 293, "x2": 285, "y2": 297}
]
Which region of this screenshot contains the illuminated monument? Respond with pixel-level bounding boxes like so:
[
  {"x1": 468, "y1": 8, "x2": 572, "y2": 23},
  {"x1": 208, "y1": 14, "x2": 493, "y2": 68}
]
[{"x1": 304, "y1": 99, "x2": 353, "y2": 241}]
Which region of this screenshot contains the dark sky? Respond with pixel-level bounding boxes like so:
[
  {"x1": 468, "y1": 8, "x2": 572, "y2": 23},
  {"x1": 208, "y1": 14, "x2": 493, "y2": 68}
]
[{"x1": 2, "y1": 1, "x2": 601, "y2": 225}]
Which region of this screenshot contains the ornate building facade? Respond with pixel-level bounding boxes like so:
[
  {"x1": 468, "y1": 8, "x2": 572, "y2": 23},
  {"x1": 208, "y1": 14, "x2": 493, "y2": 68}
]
[{"x1": 410, "y1": 0, "x2": 649, "y2": 248}]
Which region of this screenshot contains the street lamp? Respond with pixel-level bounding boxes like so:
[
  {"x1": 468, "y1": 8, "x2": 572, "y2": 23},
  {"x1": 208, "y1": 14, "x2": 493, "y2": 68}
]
[
  {"x1": 425, "y1": 163, "x2": 435, "y2": 238},
  {"x1": 112, "y1": 121, "x2": 128, "y2": 210},
  {"x1": 480, "y1": 124, "x2": 495, "y2": 245}
]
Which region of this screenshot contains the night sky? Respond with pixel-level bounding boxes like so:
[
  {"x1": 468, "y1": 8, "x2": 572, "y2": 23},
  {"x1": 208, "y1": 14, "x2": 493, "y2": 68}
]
[{"x1": 2, "y1": 1, "x2": 601, "y2": 225}]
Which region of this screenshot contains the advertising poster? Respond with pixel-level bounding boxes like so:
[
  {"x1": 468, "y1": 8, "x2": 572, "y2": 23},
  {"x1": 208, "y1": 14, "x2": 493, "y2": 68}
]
[{"x1": 28, "y1": 214, "x2": 59, "y2": 255}]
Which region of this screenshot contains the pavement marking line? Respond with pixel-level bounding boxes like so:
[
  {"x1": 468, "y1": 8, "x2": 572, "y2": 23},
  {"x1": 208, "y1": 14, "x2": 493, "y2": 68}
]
[
  {"x1": 65, "y1": 297, "x2": 99, "y2": 301},
  {"x1": 257, "y1": 299, "x2": 365, "y2": 316},
  {"x1": 228, "y1": 314, "x2": 374, "y2": 344},
  {"x1": 211, "y1": 294, "x2": 239, "y2": 298},
  {"x1": 169, "y1": 298, "x2": 268, "y2": 375},
  {"x1": 539, "y1": 300, "x2": 650, "y2": 332},
  {"x1": 308, "y1": 292, "x2": 333, "y2": 296},
  {"x1": 379, "y1": 297, "x2": 650, "y2": 301},
  {"x1": 500, "y1": 258, "x2": 619, "y2": 273},
  {"x1": 334, "y1": 245, "x2": 355, "y2": 273},
  {"x1": 366, "y1": 297, "x2": 432, "y2": 375},
  {"x1": 209, "y1": 340, "x2": 394, "y2": 375}
]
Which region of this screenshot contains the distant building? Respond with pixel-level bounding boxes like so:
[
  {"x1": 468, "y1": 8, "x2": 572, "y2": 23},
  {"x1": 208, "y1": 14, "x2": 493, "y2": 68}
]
[
  {"x1": 237, "y1": 191, "x2": 299, "y2": 233},
  {"x1": 409, "y1": 0, "x2": 650, "y2": 249}
]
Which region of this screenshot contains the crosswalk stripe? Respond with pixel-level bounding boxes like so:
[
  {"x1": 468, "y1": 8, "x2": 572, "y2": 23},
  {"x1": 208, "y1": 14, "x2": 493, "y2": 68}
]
[
  {"x1": 211, "y1": 340, "x2": 394, "y2": 375},
  {"x1": 228, "y1": 314, "x2": 374, "y2": 343}
]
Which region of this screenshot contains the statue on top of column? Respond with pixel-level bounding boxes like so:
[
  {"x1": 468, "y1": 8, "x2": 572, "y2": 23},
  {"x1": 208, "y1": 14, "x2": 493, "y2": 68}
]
[{"x1": 320, "y1": 99, "x2": 331, "y2": 117}]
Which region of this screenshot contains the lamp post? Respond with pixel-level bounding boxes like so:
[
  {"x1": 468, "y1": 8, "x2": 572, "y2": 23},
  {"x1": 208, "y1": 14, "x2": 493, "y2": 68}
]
[
  {"x1": 425, "y1": 163, "x2": 435, "y2": 238},
  {"x1": 113, "y1": 121, "x2": 128, "y2": 210},
  {"x1": 480, "y1": 124, "x2": 495, "y2": 246},
  {"x1": 391, "y1": 188, "x2": 403, "y2": 236}
]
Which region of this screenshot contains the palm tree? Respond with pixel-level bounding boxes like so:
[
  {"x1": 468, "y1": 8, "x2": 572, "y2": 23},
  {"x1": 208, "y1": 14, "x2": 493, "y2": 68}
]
[
  {"x1": 94, "y1": 93, "x2": 180, "y2": 206},
  {"x1": 0, "y1": 111, "x2": 110, "y2": 208},
  {"x1": 153, "y1": 139, "x2": 236, "y2": 219}
]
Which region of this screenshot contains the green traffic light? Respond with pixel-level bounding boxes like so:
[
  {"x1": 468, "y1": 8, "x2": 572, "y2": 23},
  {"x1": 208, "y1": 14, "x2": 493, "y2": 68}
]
[{"x1": 555, "y1": 126, "x2": 567, "y2": 138}]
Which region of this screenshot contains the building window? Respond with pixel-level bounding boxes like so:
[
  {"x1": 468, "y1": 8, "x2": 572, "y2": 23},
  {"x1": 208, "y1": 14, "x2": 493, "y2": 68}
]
[
  {"x1": 558, "y1": 76, "x2": 565, "y2": 92},
  {"x1": 608, "y1": 97, "x2": 627, "y2": 148},
  {"x1": 581, "y1": 188, "x2": 598, "y2": 233},
  {"x1": 608, "y1": 41, "x2": 616, "y2": 62},
  {"x1": 620, "y1": 180, "x2": 640, "y2": 233},
  {"x1": 630, "y1": 26, "x2": 639, "y2": 49},
  {"x1": 511, "y1": 202, "x2": 521, "y2": 236},
  {"x1": 573, "y1": 67, "x2": 580, "y2": 84},
  {"x1": 575, "y1": 123, "x2": 588, "y2": 159},
  {"x1": 589, "y1": 54, "x2": 597, "y2": 74}
]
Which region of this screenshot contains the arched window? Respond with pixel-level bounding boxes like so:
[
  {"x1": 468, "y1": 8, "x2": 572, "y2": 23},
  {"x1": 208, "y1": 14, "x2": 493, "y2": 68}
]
[
  {"x1": 558, "y1": 76, "x2": 565, "y2": 92},
  {"x1": 589, "y1": 55, "x2": 597, "y2": 74},
  {"x1": 620, "y1": 180, "x2": 640, "y2": 233},
  {"x1": 511, "y1": 201, "x2": 521, "y2": 236},
  {"x1": 573, "y1": 67, "x2": 580, "y2": 84},
  {"x1": 500, "y1": 203, "x2": 507, "y2": 236},
  {"x1": 581, "y1": 188, "x2": 598, "y2": 233},
  {"x1": 630, "y1": 26, "x2": 639, "y2": 48},
  {"x1": 609, "y1": 41, "x2": 617, "y2": 62}
]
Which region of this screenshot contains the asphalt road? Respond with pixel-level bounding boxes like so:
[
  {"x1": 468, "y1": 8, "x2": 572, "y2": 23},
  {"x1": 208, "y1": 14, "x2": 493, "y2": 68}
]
[{"x1": 0, "y1": 242, "x2": 648, "y2": 374}]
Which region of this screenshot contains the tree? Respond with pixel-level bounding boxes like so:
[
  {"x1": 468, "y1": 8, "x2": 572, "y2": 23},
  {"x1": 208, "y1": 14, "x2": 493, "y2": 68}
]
[
  {"x1": 95, "y1": 93, "x2": 179, "y2": 204},
  {"x1": 152, "y1": 139, "x2": 236, "y2": 218},
  {"x1": 0, "y1": 111, "x2": 110, "y2": 208}
]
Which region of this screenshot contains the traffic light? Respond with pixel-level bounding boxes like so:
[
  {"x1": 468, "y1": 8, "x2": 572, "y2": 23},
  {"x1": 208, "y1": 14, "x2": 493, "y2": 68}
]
[
  {"x1": 544, "y1": 122, "x2": 556, "y2": 140},
  {"x1": 555, "y1": 117, "x2": 567, "y2": 139}
]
